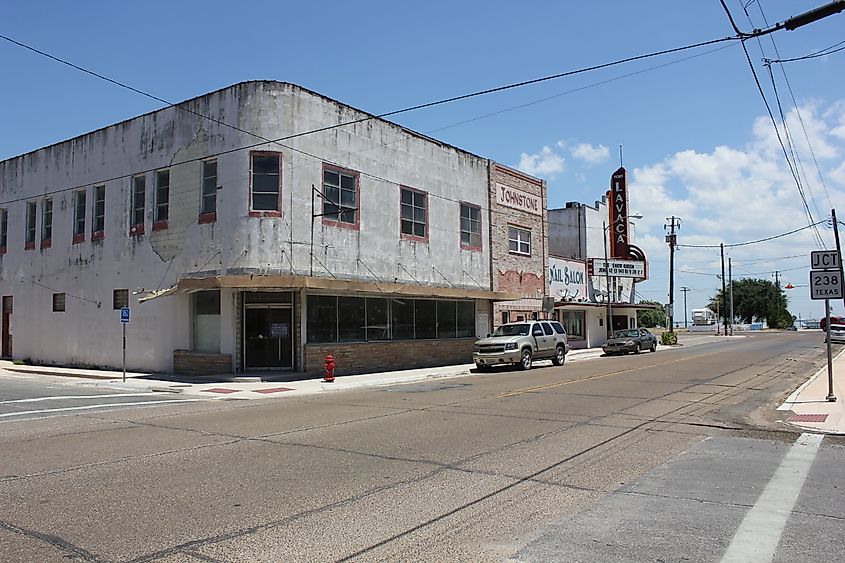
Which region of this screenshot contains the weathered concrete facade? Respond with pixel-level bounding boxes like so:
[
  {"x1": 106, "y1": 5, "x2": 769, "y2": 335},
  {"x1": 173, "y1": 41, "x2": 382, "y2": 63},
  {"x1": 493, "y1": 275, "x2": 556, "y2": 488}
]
[
  {"x1": 488, "y1": 164, "x2": 548, "y2": 326},
  {"x1": 0, "y1": 81, "x2": 520, "y2": 374}
]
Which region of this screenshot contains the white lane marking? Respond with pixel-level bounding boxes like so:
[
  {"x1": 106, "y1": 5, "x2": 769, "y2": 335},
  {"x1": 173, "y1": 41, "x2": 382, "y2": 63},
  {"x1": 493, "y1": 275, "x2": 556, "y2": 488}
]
[
  {"x1": 721, "y1": 433, "x2": 824, "y2": 563},
  {"x1": 0, "y1": 393, "x2": 155, "y2": 405},
  {"x1": 0, "y1": 399, "x2": 206, "y2": 419}
]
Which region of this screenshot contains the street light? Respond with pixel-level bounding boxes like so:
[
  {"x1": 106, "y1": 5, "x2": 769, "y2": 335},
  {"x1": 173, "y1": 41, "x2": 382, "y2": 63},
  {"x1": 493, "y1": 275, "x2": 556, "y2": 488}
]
[{"x1": 602, "y1": 214, "x2": 643, "y2": 339}]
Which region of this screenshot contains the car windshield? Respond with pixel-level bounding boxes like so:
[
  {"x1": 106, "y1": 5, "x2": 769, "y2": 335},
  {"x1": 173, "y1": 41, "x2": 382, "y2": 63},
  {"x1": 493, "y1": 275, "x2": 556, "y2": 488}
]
[
  {"x1": 613, "y1": 330, "x2": 640, "y2": 338},
  {"x1": 492, "y1": 324, "x2": 530, "y2": 337}
]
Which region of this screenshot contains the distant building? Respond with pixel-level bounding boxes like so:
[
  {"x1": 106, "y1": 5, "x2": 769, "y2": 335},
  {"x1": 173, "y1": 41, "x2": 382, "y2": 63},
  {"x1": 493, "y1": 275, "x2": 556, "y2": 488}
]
[
  {"x1": 0, "y1": 81, "x2": 555, "y2": 375},
  {"x1": 547, "y1": 167, "x2": 654, "y2": 348}
]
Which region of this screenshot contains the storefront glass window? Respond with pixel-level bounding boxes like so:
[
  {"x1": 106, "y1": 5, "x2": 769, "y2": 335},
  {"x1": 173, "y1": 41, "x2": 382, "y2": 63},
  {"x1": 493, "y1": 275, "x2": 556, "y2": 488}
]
[
  {"x1": 366, "y1": 298, "x2": 389, "y2": 341},
  {"x1": 193, "y1": 291, "x2": 221, "y2": 353},
  {"x1": 306, "y1": 296, "x2": 476, "y2": 343},
  {"x1": 563, "y1": 310, "x2": 585, "y2": 340},
  {"x1": 437, "y1": 301, "x2": 456, "y2": 339},
  {"x1": 391, "y1": 299, "x2": 414, "y2": 340},
  {"x1": 415, "y1": 300, "x2": 437, "y2": 339},
  {"x1": 457, "y1": 302, "x2": 475, "y2": 337},
  {"x1": 338, "y1": 297, "x2": 365, "y2": 342},
  {"x1": 307, "y1": 295, "x2": 337, "y2": 343}
]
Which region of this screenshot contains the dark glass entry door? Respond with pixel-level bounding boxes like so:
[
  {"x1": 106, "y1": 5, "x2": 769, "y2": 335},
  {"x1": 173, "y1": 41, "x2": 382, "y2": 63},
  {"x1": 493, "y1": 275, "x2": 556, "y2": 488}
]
[
  {"x1": 612, "y1": 315, "x2": 628, "y2": 332},
  {"x1": 245, "y1": 306, "x2": 293, "y2": 369},
  {"x1": 2, "y1": 296, "x2": 11, "y2": 358}
]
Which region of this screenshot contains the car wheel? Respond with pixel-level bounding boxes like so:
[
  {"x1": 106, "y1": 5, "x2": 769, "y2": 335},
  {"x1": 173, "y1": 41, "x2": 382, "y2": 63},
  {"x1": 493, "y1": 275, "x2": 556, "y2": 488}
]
[
  {"x1": 519, "y1": 348, "x2": 533, "y2": 370},
  {"x1": 635, "y1": 343, "x2": 641, "y2": 354},
  {"x1": 650, "y1": 341, "x2": 657, "y2": 352},
  {"x1": 552, "y1": 345, "x2": 566, "y2": 366}
]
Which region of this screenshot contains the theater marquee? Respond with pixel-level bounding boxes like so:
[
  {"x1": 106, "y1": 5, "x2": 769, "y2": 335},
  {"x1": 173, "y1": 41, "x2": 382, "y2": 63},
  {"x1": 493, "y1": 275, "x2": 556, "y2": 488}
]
[{"x1": 590, "y1": 258, "x2": 646, "y2": 279}]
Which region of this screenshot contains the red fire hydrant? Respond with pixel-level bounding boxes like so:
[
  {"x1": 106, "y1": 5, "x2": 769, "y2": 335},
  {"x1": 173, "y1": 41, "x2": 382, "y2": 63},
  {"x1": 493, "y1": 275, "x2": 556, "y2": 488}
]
[{"x1": 323, "y1": 354, "x2": 336, "y2": 383}]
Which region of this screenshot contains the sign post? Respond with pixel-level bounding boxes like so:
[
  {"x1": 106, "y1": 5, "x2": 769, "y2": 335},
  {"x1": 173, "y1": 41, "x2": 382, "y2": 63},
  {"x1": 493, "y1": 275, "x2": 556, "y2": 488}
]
[
  {"x1": 809, "y1": 251, "x2": 840, "y2": 402},
  {"x1": 120, "y1": 307, "x2": 130, "y2": 383}
]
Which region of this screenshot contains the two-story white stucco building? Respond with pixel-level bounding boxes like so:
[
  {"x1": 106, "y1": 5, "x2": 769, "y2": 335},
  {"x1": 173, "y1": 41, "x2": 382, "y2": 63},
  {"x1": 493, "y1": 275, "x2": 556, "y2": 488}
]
[{"x1": 0, "y1": 81, "x2": 538, "y2": 375}]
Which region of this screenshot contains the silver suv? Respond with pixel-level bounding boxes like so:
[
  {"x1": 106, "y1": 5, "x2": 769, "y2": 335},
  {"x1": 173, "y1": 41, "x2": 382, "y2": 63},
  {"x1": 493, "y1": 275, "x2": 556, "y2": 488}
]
[{"x1": 473, "y1": 320, "x2": 569, "y2": 370}]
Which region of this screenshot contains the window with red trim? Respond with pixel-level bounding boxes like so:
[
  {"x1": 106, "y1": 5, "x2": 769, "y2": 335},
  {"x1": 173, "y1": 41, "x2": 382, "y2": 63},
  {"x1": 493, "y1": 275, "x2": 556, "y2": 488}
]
[
  {"x1": 131, "y1": 175, "x2": 145, "y2": 235},
  {"x1": 73, "y1": 189, "x2": 86, "y2": 243},
  {"x1": 400, "y1": 187, "x2": 427, "y2": 240},
  {"x1": 25, "y1": 201, "x2": 37, "y2": 249},
  {"x1": 460, "y1": 203, "x2": 481, "y2": 250},
  {"x1": 322, "y1": 166, "x2": 358, "y2": 226},
  {"x1": 92, "y1": 185, "x2": 105, "y2": 240}
]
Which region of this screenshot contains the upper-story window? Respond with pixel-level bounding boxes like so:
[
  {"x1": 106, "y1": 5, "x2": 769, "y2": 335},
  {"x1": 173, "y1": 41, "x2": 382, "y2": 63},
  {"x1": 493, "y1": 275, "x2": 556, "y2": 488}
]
[
  {"x1": 92, "y1": 185, "x2": 105, "y2": 240},
  {"x1": 41, "y1": 197, "x2": 52, "y2": 248},
  {"x1": 25, "y1": 201, "x2": 37, "y2": 249},
  {"x1": 508, "y1": 225, "x2": 531, "y2": 256},
  {"x1": 200, "y1": 159, "x2": 217, "y2": 221},
  {"x1": 322, "y1": 165, "x2": 358, "y2": 226},
  {"x1": 250, "y1": 152, "x2": 281, "y2": 214},
  {"x1": 460, "y1": 203, "x2": 481, "y2": 250},
  {"x1": 154, "y1": 169, "x2": 169, "y2": 227},
  {"x1": 73, "y1": 189, "x2": 86, "y2": 243},
  {"x1": 113, "y1": 288, "x2": 129, "y2": 310},
  {"x1": 131, "y1": 175, "x2": 145, "y2": 235},
  {"x1": 400, "y1": 187, "x2": 427, "y2": 240},
  {"x1": 0, "y1": 208, "x2": 7, "y2": 253}
]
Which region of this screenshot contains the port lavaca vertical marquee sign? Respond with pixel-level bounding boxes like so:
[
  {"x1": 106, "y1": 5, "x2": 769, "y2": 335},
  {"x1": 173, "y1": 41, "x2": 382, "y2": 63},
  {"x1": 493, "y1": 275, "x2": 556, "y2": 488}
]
[{"x1": 607, "y1": 167, "x2": 648, "y2": 268}]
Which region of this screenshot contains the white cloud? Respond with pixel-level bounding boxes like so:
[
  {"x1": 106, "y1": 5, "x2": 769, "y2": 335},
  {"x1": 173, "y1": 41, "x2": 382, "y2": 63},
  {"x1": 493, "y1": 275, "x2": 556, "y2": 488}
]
[
  {"x1": 622, "y1": 101, "x2": 845, "y2": 320},
  {"x1": 517, "y1": 146, "x2": 565, "y2": 178},
  {"x1": 830, "y1": 160, "x2": 845, "y2": 185},
  {"x1": 570, "y1": 143, "x2": 610, "y2": 165}
]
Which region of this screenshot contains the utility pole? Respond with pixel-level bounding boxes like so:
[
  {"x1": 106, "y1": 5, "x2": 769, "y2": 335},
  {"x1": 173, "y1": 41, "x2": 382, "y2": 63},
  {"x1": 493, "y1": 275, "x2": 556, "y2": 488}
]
[
  {"x1": 720, "y1": 243, "x2": 728, "y2": 336},
  {"x1": 665, "y1": 217, "x2": 680, "y2": 333},
  {"x1": 680, "y1": 286, "x2": 690, "y2": 328},
  {"x1": 729, "y1": 258, "x2": 734, "y2": 336}
]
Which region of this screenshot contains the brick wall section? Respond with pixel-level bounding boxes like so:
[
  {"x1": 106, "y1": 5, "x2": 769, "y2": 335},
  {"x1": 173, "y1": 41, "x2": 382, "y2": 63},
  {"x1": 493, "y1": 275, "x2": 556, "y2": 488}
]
[
  {"x1": 174, "y1": 350, "x2": 233, "y2": 375},
  {"x1": 489, "y1": 163, "x2": 548, "y2": 325},
  {"x1": 304, "y1": 339, "x2": 475, "y2": 376}
]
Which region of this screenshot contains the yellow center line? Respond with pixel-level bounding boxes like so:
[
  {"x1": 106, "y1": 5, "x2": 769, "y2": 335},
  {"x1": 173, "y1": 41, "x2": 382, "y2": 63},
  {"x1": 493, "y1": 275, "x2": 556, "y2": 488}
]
[{"x1": 498, "y1": 349, "x2": 727, "y2": 398}]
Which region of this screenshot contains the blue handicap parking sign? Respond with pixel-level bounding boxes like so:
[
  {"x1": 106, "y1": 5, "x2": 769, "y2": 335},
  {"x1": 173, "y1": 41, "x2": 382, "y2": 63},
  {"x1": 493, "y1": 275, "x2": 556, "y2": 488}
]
[{"x1": 120, "y1": 307, "x2": 131, "y2": 323}]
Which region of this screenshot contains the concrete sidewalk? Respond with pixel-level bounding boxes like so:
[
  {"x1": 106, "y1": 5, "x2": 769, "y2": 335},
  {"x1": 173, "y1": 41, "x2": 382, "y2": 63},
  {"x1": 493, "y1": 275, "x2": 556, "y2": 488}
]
[
  {"x1": 0, "y1": 334, "x2": 735, "y2": 401},
  {"x1": 0, "y1": 346, "x2": 609, "y2": 399},
  {"x1": 779, "y1": 348, "x2": 845, "y2": 435}
]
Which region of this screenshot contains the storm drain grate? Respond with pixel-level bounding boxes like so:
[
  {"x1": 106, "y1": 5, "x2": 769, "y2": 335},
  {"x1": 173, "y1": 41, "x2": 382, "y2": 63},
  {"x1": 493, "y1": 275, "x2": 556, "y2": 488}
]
[{"x1": 788, "y1": 414, "x2": 828, "y2": 423}]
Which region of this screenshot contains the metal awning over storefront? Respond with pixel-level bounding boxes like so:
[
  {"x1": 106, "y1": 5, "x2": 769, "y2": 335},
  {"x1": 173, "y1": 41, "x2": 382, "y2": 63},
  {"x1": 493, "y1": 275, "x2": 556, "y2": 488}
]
[
  {"x1": 554, "y1": 301, "x2": 661, "y2": 311},
  {"x1": 139, "y1": 274, "x2": 519, "y2": 303}
]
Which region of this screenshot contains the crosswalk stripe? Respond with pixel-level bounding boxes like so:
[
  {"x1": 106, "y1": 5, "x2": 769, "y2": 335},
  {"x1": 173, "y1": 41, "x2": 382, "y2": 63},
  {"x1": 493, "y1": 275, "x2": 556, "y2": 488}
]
[
  {"x1": 721, "y1": 432, "x2": 824, "y2": 562},
  {"x1": 0, "y1": 399, "x2": 206, "y2": 419}
]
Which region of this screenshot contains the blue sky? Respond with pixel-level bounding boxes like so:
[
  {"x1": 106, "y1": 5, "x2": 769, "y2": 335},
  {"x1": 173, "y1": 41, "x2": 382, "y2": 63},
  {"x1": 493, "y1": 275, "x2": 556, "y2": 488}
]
[{"x1": 2, "y1": 1, "x2": 844, "y2": 320}]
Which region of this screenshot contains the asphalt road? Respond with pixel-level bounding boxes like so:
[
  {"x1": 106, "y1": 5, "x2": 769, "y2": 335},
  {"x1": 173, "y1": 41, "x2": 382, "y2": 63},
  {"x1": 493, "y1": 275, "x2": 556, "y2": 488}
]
[
  {"x1": 0, "y1": 371, "x2": 204, "y2": 422},
  {"x1": 1, "y1": 332, "x2": 842, "y2": 562}
]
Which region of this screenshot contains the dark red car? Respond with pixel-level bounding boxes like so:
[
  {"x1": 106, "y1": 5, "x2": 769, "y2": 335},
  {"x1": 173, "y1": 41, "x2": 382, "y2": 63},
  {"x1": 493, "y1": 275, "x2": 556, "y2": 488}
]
[{"x1": 820, "y1": 316, "x2": 845, "y2": 331}]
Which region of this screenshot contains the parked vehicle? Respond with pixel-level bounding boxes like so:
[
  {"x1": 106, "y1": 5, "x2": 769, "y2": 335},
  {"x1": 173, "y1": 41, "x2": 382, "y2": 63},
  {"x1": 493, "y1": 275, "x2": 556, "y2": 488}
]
[
  {"x1": 473, "y1": 320, "x2": 569, "y2": 370},
  {"x1": 826, "y1": 324, "x2": 845, "y2": 343},
  {"x1": 820, "y1": 316, "x2": 845, "y2": 331},
  {"x1": 602, "y1": 328, "x2": 658, "y2": 355}
]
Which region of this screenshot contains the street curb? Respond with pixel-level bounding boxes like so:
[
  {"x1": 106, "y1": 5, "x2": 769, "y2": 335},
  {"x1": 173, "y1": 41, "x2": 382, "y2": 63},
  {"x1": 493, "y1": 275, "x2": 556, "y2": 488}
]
[{"x1": 4, "y1": 367, "x2": 120, "y2": 380}]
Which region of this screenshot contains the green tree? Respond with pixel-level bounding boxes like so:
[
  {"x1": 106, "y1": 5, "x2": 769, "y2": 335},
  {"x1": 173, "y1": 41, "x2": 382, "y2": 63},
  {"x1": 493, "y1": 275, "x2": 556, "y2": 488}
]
[
  {"x1": 637, "y1": 300, "x2": 666, "y2": 328},
  {"x1": 709, "y1": 278, "x2": 791, "y2": 328}
]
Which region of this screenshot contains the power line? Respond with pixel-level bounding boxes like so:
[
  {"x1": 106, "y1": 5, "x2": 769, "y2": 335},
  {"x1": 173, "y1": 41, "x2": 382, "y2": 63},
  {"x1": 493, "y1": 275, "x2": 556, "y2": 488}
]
[
  {"x1": 718, "y1": 0, "x2": 826, "y2": 249},
  {"x1": 677, "y1": 220, "x2": 827, "y2": 248},
  {"x1": 765, "y1": 39, "x2": 845, "y2": 63},
  {"x1": 746, "y1": 1, "x2": 835, "y2": 215}
]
